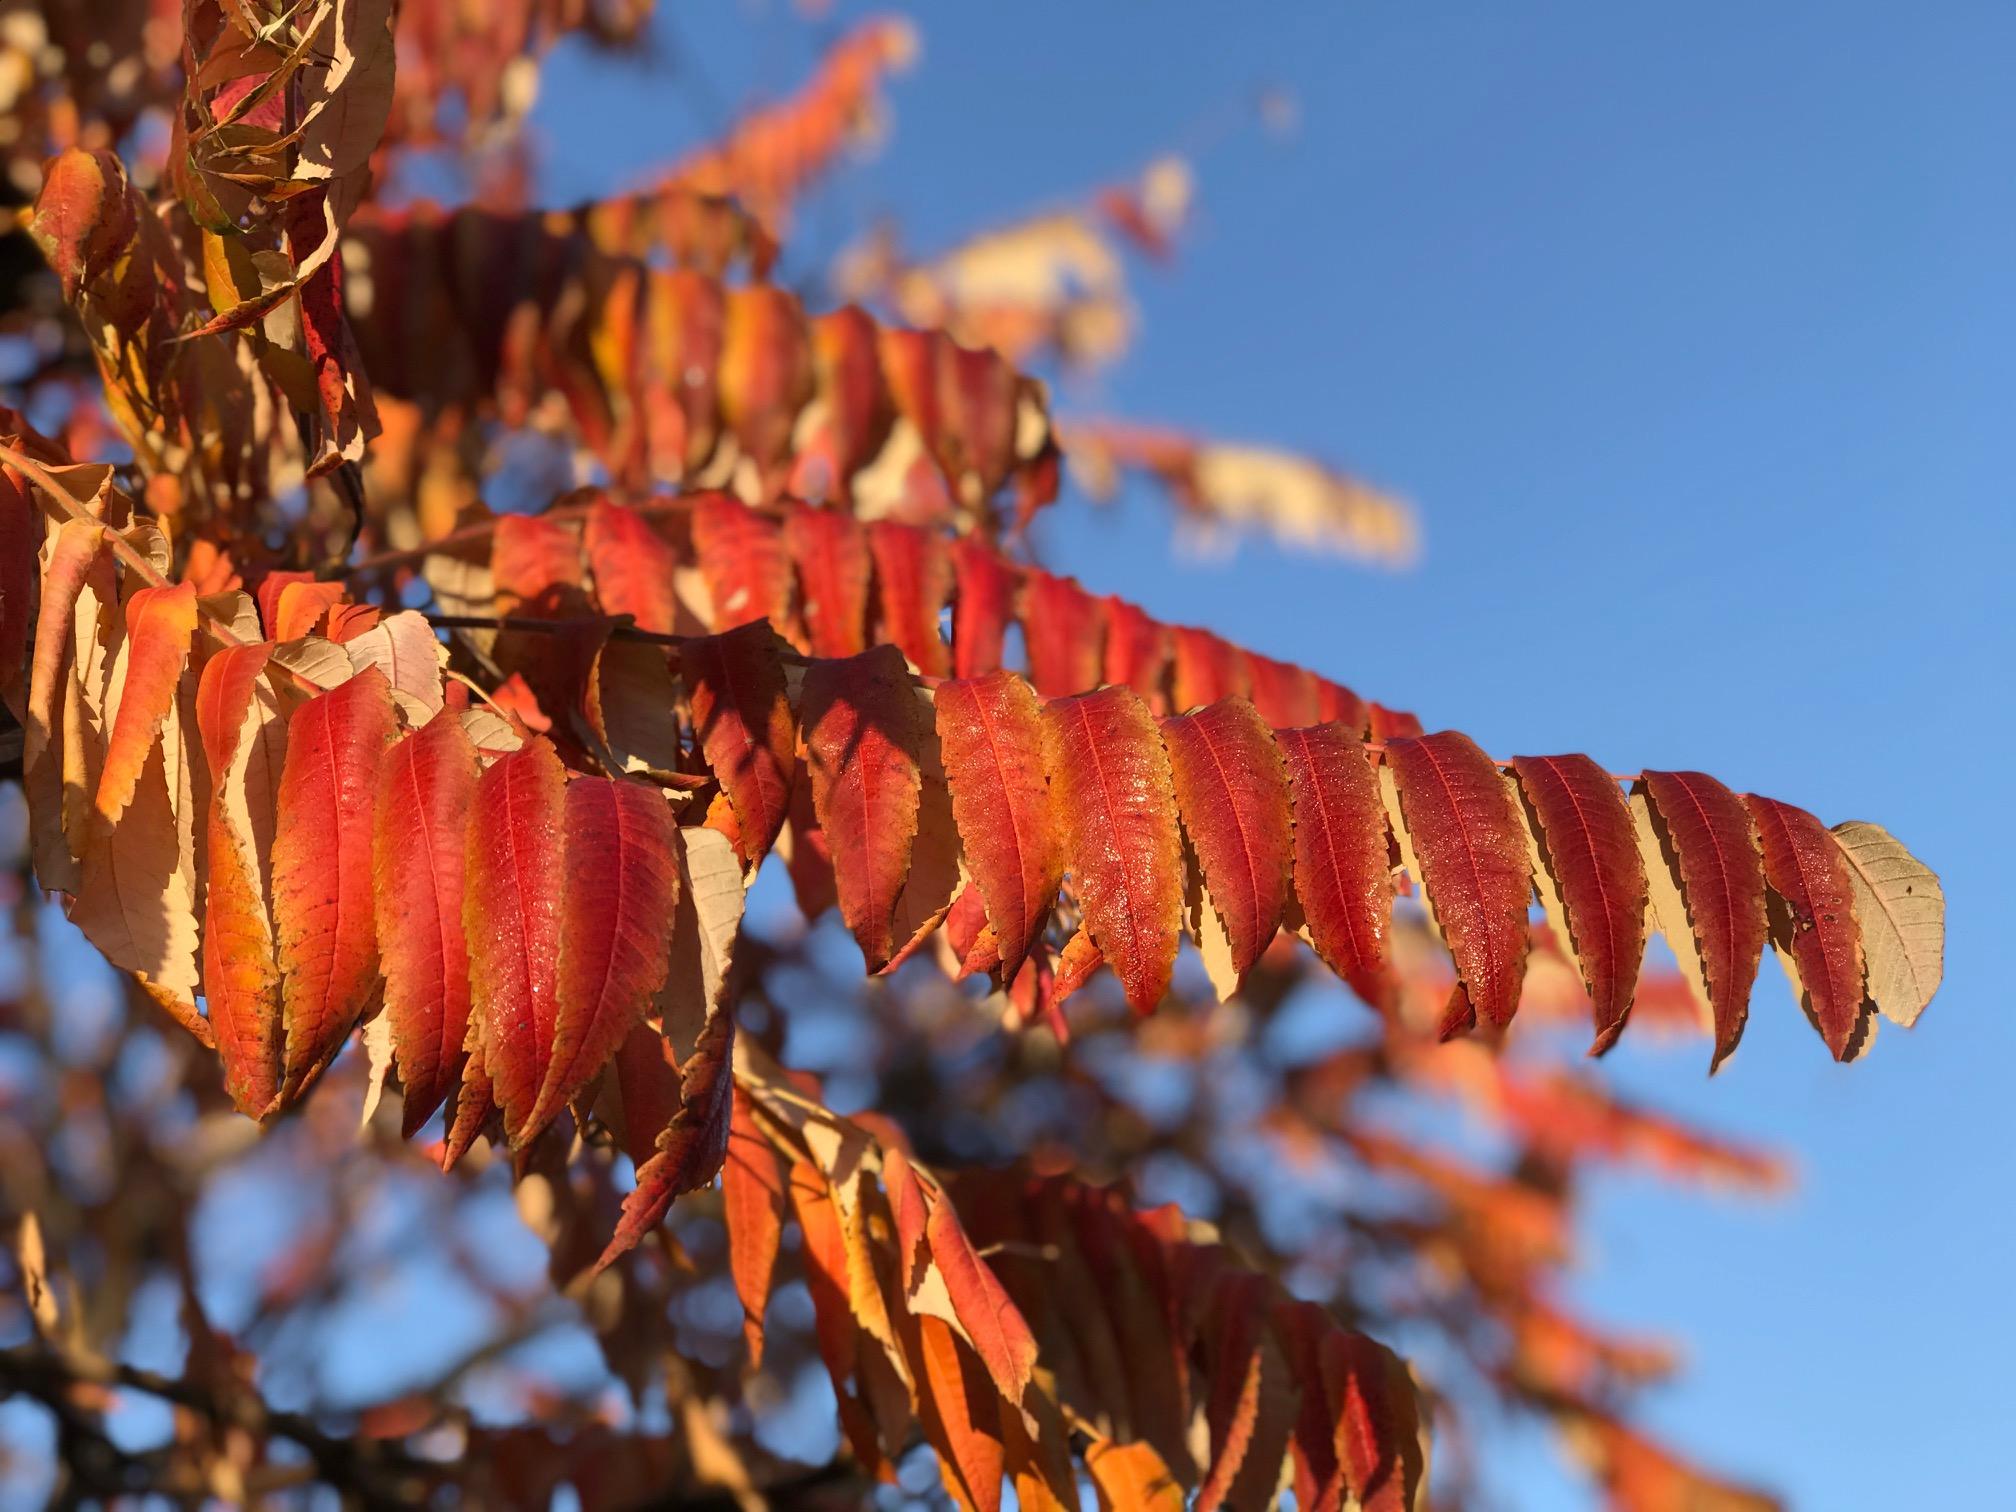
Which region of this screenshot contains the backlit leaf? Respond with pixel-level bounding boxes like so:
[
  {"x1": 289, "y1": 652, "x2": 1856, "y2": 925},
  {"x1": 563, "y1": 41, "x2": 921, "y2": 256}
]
[
  {"x1": 1383, "y1": 731, "x2": 1531, "y2": 1035},
  {"x1": 1277, "y1": 723, "x2": 1395, "y2": 1013},
  {"x1": 1042, "y1": 686, "x2": 1182, "y2": 1013},
  {"x1": 1633, "y1": 771, "x2": 1767, "y2": 1070},
  {"x1": 272, "y1": 666, "x2": 398, "y2": 1104},
  {"x1": 1510, "y1": 754, "x2": 1649, "y2": 1053},
  {"x1": 1829, "y1": 820, "x2": 1942, "y2": 1028},
  {"x1": 374, "y1": 709, "x2": 479, "y2": 1137},
  {"x1": 463, "y1": 737, "x2": 568, "y2": 1146},
  {"x1": 532, "y1": 778, "x2": 682, "y2": 1139},
  {"x1": 94, "y1": 581, "x2": 198, "y2": 826},
  {"x1": 1162, "y1": 698, "x2": 1292, "y2": 982},
  {"x1": 800, "y1": 646, "x2": 928, "y2": 971},
  {"x1": 1746, "y1": 795, "x2": 1872, "y2": 1061},
  {"x1": 935, "y1": 670, "x2": 1060, "y2": 983},
  {"x1": 682, "y1": 620, "x2": 796, "y2": 868}
]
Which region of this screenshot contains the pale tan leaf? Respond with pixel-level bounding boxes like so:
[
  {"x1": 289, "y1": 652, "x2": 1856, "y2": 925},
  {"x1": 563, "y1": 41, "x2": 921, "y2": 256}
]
[
  {"x1": 1830, "y1": 820, "x2": 1944, "y2": 1028},
  {"x1": 344, "y1": 609, "x2": 446, "y2": 716}
]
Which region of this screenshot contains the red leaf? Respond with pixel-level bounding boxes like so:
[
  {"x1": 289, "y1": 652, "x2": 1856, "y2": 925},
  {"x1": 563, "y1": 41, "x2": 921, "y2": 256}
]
[
  {"x1": 807, "y1": 306, "x2": 894, "y2": 496},
  {"x1": 584, "y1": 498, "x2": 678, "y2": 634},
  {"x1": 784, "y1": 504, "x2": 871, "y2": 657},
  {"x1": 1746, "y1": 794, "x2": 1872, "y2": 1060},
  {"x1": 867, "y1": 519, "x2": 952, "y2": 675},
  {"x1": 681, "y1": 620, "x2": 796, "y2": 868},
  {"x1": 1042, "y1": 686, "x2": 1183, "y2": 1012},
  {"x1": 925, "y1": 1186, "x2": 1040, "y2": 1405},
  {"x1": 1368, "y1": 703, "x2": 1422, "y2": 742},
  {"x1": 1197, "y1": 1271, "x2": 1290, "y2": 1512},
  {"x1": 594, "y1": 1005, "x2": 735, "y2": 1272},
  {"x1": 1162, "y1": 698, "x2": 1293, "y2": 980},
  {"x1": 934, "y1": 671, "x2": 1061, "y2": 983},
  {"x1": 1315, "y1": 679, "x2": 1368, "y2": 736},
  {"x1": 1102, "y1": 597, "x2": 1172, "y2": 706},
  {"x1": 1637, "y1": 770, "x2": 1768, "y2": 1068},
  {"x1": 1510, "y1": 754, "x2": 1649, "y2": 1053},
  {"x1": 1246, "y1": 654, "x2": 1320, "y2": 729},
  {"x1": 951, "y1": 535, "x2": 1019, "y2": 678},
  {"x1": 96, "y1": 582, "x2": 198, "y2": 826},
  {"x1": 492, "y1": 515, "x2": 585, "y2": 618},
  {"x1": 799, "y1": 646, "x2": 927, "y2": 971},
  {"x1": 1325, "y1": 1331, "x2": 1425, "y2": 1512},
  {"x1": 531, "y1": 778, "x2": 683, "y2": 1140},
  {"x1": 691, "y1": 493, "x2": 792, "y2": 631},
  {"x1": 1276, "y1": 724, "x2": 1395, "y2": 1012},
  {"x1": 723, "y1": 1088, "x2": 789, "y2": 1365},
  {"x1": 463, "y1": 738, "x2": 568, "y2": 1146},
  {"x1": 1384, "y1": 730, "x2": 1531, "y2": 1034},
  {"x1": 1021, "y1": 569, "x2": 1104, "y2": 698},
  {"x1": 374, "y1": 708, "x2": 480, "y2": 1137},
  {"x1": 1171, "y1": 627, "x2": 1249, "y2": 713},
  {"x1": 272, "y1": 666, "x2": 399, "y2": 1104},
  {"x1": 610, "y1": 1021, "x2": 681, "y2": 1167},
  {"x1": 195, "y1": 643, "x2": 283, "y2": 1117}
]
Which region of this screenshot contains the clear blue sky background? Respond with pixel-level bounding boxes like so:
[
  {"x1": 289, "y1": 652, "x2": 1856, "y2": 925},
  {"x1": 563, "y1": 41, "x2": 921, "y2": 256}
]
[{"x1": 539, "y1": 5, "x2": 2006, "y2": 1505}]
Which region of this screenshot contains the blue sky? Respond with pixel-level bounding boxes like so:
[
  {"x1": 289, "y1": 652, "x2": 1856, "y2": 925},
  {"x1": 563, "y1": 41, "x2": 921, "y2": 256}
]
[{"x1": 524, "y1": 4, "x2": 2016, "y2": 1504}]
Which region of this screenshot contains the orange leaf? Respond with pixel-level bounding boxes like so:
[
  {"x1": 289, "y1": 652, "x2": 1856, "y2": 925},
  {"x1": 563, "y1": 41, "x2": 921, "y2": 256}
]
[
  {"x1": 272, "y1": 666, "x2": 399, "y2": 1105},
  {"x1": 196, "y1": 642, "x2": 284, "y2": 1116},
  {"x1": 95, "y1": 581, "x2": 198, "y2": 826},
  {"x1": 925, "y1": 1187, "x2": 1040, "y2": 1407},
  {"x1": 912, "y1": 1316, "x2": 1006, "y2": 1512},
  {"x1": 1043, "y1": 687, "x2": 1184, "y2": 1012},
  {"x1": 723, "y1": 1089, "x2": 789, "y2": 1366},
  {"x1": 1088, "y1": 1439, "x2": 1185, "y2": 1512}
]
